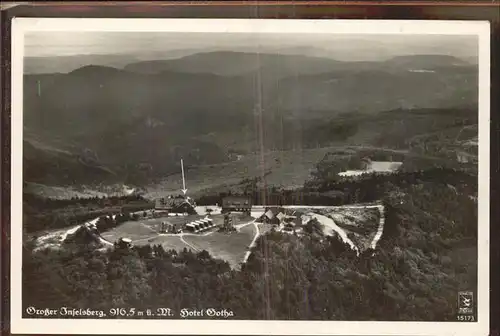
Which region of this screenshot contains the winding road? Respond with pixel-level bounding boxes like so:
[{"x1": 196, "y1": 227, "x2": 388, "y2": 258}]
[
  {"x1": 370, "y1": 205, "x2": 385, "y2": 249},
  {"x1": 306, "y1": 204, "x2": 385, "y2": 254},
  {"x1": 179, "y1": 234, "x2": 200, "y2": 252},
  {"x1": 308, "y1": 213, "x2": 360, "y2": 255},
  {"x1": 242, "y1": 221, "x2": 260, "y2": 263}
]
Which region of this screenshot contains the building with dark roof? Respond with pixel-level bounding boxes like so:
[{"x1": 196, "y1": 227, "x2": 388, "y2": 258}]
[
  {"x1": 155, "y1": 196, "x2": 196, "y2": 214},
  {"x1": 258, "y1": 207, "x2": 285, "y2": 224},
  {"x1": 222, "y1": 196, "x2": 252, "y2": 213}
]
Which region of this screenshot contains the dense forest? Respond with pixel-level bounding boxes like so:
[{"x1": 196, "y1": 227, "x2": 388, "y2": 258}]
[
  {"x1": 196, "y1": 167, "x2": 477, "y2": 207},
  {"x1": 23, "y1": 193, "x2": 153, "y2": 234},
  {"x1": 22, "y1": 168, "x2": 477, "y2": 321}
]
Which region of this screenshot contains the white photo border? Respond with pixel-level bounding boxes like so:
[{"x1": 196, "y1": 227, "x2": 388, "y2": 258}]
[{"x1": 10, "y1": 18, "x2": 491, "y2": 336}]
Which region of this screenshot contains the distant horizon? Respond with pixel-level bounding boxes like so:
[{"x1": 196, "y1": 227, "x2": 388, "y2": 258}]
[
  {"x1": 23, "y1": 32, "x2": 478, "y2": 74},
  {"x1": 23, "y1": 53, "x2": 477, "y2": 76},
  {"x1": 23, "y1": 49, "x2": 478, "y2": 76}
]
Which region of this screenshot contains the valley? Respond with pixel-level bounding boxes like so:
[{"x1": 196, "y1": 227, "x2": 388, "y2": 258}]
[{"x1": 22, "y1": 51, "x2": 477, "y2": 194}]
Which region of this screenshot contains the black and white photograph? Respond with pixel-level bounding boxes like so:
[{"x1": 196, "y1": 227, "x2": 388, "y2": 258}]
[{"x1": 10, "y1": 18, "x2": 490, "y2": 335}]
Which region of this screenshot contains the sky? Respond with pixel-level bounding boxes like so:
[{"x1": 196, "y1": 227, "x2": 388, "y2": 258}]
[{"x1": 25, "y1": 32, "x2": 478, "y2": 60}]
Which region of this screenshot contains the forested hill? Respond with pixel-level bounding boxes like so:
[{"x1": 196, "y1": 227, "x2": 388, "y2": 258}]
[
  {"x1": 23, "y1": 51, "x2": 477, "y2": 187},
  {"x1": 23, "y1": 169, "x2": 477, "y2": 321}
]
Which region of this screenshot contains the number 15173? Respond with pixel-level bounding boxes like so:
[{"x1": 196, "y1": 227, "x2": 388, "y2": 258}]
[{"x1": 457, "y1": 315, "x2": 475, "y2": 322}]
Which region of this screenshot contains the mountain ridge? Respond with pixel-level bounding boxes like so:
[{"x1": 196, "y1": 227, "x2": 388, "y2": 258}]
[
  {"x1": 123, "y1": 51, "x2": 472, "y2": 76},
  {"x1": 23, "y1": 51, "x2": 477, "y2": 189}
]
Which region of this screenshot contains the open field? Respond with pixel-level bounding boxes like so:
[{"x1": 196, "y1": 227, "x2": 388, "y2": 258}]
[
  {"x1": 97, "y1": 212, "x2": 257, "y2": 267},
  {"x1": 183, "y1": 223, "x2": 257, "y2": 268},
  {"x1": 100, "y1": 214, "x2": 217, "y2": 242},
  {"x1": 100, "y1": 220, "x2": 158, "y2": 242},
  {"x1": 144, "y1": 147, "x2": 335, "y2": 198},
  {"x1": 132, "y1": 235, "x2": 193, "y2": 252}
]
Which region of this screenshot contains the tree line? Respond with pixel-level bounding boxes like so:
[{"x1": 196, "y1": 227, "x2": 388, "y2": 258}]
[
  {"x1": 196, "y1": 167, "x2": 476, "y2": 207},
  {"x1": 23, "y1": 193, "x2": 153, "y2": 234}
]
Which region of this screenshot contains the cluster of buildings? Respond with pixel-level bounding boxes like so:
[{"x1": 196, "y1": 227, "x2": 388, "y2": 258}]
[
  {"x1": 158, "y1": 217, "x2": 215, "y2": 234},
  {"x1": 257, "y1": 207, "x2": 304, "y2": 233},
  {"x1": 184, "y1": 217, "x2": 215, "y2": 233},
  {"x1": 155, "y1": 195, "x2": 253, "y2": 215},
  {"x1": 112, "y1": 192, "x2": 314, "y2": 248},
  {"x1": 150, "y1": 194, "x2": 255, "y2": 235}
]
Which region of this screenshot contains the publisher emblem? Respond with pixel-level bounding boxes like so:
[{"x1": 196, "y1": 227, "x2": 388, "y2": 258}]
[{"x1": 458, "y1": 291, "x2": 473, "y2": 314}]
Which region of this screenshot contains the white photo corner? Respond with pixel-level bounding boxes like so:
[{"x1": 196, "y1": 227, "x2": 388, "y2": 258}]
[{"x1": 10, "y1": 18, "x2": 490, "y2": 336}]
